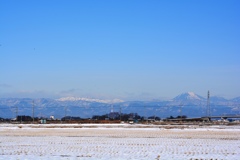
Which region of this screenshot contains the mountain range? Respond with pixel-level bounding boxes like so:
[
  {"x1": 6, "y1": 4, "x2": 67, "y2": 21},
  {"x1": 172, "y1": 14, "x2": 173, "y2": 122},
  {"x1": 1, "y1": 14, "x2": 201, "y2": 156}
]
[{"x1": 0, "y1": 92, "x2": 239, "y2": 119}]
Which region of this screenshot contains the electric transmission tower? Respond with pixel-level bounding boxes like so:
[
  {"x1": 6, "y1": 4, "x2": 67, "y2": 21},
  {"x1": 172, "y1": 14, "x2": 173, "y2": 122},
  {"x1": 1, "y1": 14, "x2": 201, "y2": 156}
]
[
  {"x1": 32, "y1": 100, "x2": 35, "y2": 123},
  {"x1": 206, "y1": 91, "x2": 210, "y2": 117},
  {"x1": 16, "y1": 106, "x2": 18, "y2": 120},
  {"x1": 119, "y1": 106, "x2": 122, "y2": 121}
]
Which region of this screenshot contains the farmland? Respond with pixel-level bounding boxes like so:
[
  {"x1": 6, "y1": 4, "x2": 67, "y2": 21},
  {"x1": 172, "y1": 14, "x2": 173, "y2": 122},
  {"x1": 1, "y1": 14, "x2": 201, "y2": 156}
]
[{"x1": 0, "y1": 124, "x2": 240, "y2": 159}]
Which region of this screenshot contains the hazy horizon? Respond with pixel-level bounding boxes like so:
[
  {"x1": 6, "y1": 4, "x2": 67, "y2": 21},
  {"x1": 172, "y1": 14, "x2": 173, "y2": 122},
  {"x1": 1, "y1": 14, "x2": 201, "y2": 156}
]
[{"x1": 0, "y1": 91, "x2": 239, "y2": 102}]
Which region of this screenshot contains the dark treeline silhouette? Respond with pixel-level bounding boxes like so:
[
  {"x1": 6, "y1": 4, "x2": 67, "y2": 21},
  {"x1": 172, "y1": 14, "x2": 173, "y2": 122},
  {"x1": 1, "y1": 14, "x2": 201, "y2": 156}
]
[
  {"x1": 61, "y1": 116, "x2": 81, "y2": 121},
  {"x1": 166, "y1": 115, "x2": 188, "y2": 119},
  {"x1": 92, "y1": 112, "x2": 161, "y2": 121},
  {"x1": 0, "y1": 114, "x2": 191, "y2": 123},
  {"x1": 16, "y1": 116, "x2": 39, "y2": 122},
  {"x1": 0, "y1": 112, "x2": 162, "y2": 123}
]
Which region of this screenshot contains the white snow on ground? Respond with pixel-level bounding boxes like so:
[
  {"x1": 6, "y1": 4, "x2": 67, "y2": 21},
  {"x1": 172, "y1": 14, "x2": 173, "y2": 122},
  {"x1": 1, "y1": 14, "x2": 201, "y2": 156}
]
[{"x1": 0, "y1": 124, "x2": 240, "y2": 160}]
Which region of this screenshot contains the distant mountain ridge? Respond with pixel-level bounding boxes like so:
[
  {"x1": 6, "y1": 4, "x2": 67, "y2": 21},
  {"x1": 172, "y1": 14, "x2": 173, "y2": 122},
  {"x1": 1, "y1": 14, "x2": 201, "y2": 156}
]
[
  {"x1": 57, "y1": 97, "x2": 124, "y2": 104},
  {"x1": 0, "y1": 92, "x2": 239, "y2": 119}
]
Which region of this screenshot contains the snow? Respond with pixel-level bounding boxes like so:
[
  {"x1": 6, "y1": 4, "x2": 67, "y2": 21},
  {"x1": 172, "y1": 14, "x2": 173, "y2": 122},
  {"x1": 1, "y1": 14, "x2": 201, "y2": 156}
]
[
  {"x1": 173, "y1": 92, "x2": 205, "y2": 101},
  {"x1": 186, "y1": 92, "x2": 201, "y2": 100},
  {"x1": 0, "y1": 124, "x2": 240, "y2": 159},
  {"x1": 56, "y1": 97, "x2": 124, "y2": 103},
  {"x1": 188, "y1": 92, "x2": 197, "y2": 97}
]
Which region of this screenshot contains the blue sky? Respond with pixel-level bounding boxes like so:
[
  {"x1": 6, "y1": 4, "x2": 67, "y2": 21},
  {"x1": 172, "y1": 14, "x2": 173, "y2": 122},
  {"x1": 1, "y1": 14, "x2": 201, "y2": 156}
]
[{"x1": 0, "y1": 0, "x2": 240, "y2": 100}]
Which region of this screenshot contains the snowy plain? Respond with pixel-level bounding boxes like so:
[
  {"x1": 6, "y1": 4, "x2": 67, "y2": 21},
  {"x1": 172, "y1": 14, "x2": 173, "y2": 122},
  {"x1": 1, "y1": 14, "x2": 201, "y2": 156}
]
[{"x1": 0, "y1": 124, "x2": 240, "y2": 160}]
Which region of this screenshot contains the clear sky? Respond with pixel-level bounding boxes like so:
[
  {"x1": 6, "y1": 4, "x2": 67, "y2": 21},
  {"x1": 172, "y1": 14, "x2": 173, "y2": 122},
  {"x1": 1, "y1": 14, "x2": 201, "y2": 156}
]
[{"x1": 0, "y1": 0, "x2": 240, "y2": 100}]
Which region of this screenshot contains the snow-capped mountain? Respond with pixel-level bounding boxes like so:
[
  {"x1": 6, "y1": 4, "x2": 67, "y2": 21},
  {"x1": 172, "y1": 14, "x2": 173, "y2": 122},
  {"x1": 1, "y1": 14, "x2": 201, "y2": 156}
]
[
  {"x1": 173, "y1": 92, "x2": 205, "y2": 101},
  {"x1": 0, "y1": 92, "x2": 239, "y2": 119},
  {"x1": 56, "y1": 97, "x2": 124, "y2": 104},
  {"x1": 171, "y1": 92, "x2": 206, "y2": 105}
]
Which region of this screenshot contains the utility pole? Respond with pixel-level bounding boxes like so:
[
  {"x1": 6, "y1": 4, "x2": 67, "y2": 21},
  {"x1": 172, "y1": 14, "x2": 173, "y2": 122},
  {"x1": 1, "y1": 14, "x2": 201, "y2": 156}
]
[{"x1": 32, "y1": 100, "x2": 35, "y2": 123}]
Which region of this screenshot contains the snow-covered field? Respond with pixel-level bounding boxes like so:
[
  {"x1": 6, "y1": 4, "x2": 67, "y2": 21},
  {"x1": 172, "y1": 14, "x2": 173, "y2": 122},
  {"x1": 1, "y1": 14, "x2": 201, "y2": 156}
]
[{"x1": 0, "y1": 124, "x2": 240, "y2": 160}]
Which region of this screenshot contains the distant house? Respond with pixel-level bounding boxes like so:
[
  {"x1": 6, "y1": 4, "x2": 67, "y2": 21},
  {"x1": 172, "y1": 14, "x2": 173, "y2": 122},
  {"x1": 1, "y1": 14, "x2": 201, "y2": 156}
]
[
  {"x1": 50, "y1": 115, "x2": 55, "y2": 120},
  {"x1": 128, "y1": 118, "x2": 134, "y2": 124}
]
